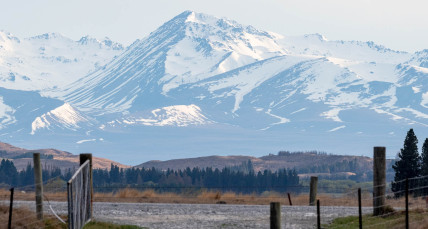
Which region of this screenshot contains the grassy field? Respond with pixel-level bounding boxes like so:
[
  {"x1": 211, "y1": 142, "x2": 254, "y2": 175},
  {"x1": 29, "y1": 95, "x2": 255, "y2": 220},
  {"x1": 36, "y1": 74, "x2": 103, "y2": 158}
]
[{"x1": 327, "y1": 209, "x2": 428, "y2": 229}]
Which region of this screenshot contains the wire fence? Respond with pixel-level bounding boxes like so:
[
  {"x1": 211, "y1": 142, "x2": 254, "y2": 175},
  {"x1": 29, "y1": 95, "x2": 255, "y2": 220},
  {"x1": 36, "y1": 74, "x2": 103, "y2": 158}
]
[
  {"x1": 0, "y1": 175, "x2": 68, "y2": 229},
  {"x1": 1, "y1": 176, "x2": 428, "y2": 228},
  {"x1": 68, "y1": 160, "x2": 91, "y2": 229}
]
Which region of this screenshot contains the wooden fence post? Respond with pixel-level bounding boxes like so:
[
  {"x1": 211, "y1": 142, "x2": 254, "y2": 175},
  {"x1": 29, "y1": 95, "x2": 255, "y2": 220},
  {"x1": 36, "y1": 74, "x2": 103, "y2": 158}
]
[
  {"x1": 358, "y1": 188, "x2": 362, "y2": 229},
  {"x1": 270, "y1": 202, "x2": 281, "y2": 229},
  {"x1": 373, "y1": 147, "x2": 386, "y2": 216},
  {"x1": 80, "y1": 153, "x2": 93, "y2": 217},
  {"x1": 8, "y1": 187, "x2": 14, "y2": 229},
  {"x1": 33, "y1": 153, "x2": 43, "y2": 220},
  {"x1": 317, "y1": 199, "x2": 321, "y2": 229},
  {"x1": 309, "y1": 176, "x2": 318, "y2": 206},
  {"x1": 287, "y1": 193, "x2": 292, "y2": 206},
  {"x1": 405, "y1": 178, "x2": 409, "y2": 229}
]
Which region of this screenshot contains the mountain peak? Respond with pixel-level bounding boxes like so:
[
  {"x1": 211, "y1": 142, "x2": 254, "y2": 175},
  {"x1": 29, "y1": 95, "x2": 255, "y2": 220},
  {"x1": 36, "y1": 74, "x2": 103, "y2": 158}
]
[
  {"x1": 0, "y1": 30, "x2": 20, "y2": 43},
  {"x1": 29, "y1": 32, "x2": 69, "y2": 40},
  {"x1": 183, "y1": 11, "x2": 219, "y2": 24},
  {"x1": 78, "y1": 35, "x2": 124, "y2": 50},
  {"x1": 303, "y1": 33, "x2": 328, "y2": 41},
  {"x1": 160, "y1": 11, "x2": 271, "y2": 39}
]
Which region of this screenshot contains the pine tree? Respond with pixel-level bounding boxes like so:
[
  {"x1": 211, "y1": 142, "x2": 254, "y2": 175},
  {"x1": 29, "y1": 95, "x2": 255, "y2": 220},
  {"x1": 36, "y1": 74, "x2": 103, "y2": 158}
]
[
  {"x1": 392, "y1": 129, "x2": 421, "y2": 195},
  {"x1": 421, "y1": 138, "x2": 428, "y2": 176}
]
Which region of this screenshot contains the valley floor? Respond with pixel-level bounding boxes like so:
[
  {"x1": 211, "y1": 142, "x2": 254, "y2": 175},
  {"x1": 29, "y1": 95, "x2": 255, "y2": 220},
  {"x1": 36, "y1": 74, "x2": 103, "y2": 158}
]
[{"x1": 3, "y1": 200, "x2": 372, "y2": 229}]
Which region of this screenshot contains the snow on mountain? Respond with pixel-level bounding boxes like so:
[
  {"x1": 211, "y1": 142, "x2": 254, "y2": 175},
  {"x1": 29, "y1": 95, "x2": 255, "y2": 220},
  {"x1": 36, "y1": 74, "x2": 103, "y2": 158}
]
[
  {"x1": 162, "y1": 11, "x2": 286, "y2": 92},
  {"x1": 61, "y1": 11, "x2": 287, "y2": 114},
  {"x1": 407, "y1": 49, "x2": 428, "y2": 68},
  {"x1": 31, "y1": 103, "x2": 92, "y2": 134},
  {"x1": 0, "y1": 87, "x2": 64, "y2": 133},
  {"x1": 0, "y1": 31, "x2": 123, "y2": 92},
  {"x1": 279, "y1": 34, "x2": 411, "y2": 64},
  {"x1": 193, "y1": 55, "x2": 311, "y2": 112},
  {"x1": 77, "y1": 36, "x2": 123, "y2": 50},
  {"x1": 0, "y1": 96, "x2": 16, "y2": 129},
  {"x1": 54, "y1": 11, "x2": 427, "y2": 135},
  {"x1": 104, "y1": 104, "x2": 211, "y2": 128},
  {"x1": 1, "y1": 11, "x2": 428, "y2": 163}
]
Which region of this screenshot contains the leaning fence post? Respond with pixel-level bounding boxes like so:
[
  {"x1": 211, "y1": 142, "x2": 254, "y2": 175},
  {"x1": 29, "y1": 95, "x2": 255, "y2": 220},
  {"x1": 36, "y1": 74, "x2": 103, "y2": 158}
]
[
  {"x1": 317, "y1": 199, "x2": 321, "y2": 229},
  {"x1": 270, "y1": 202, "x2": 281, "y2": 229},
  {"x1": 8, "y1": 187, "x2": 14, "y2": 229},
  {"x1": 80, "y1": 153, "x2": 93, "y2": 217},
  {"x1": 405, "y1": 178, "x2": 409, "y2": 229},
  {"x1": 287, "y1": 193, "x2": 293, "y2": 206},
  {"x1": 373, "y1": 147, "x2": 386, "y2": 216},
  {"x1": 33, "y1": 153, "x2": 44, "y2": 220},
  {"x1": 309, "y1": 176, "x2": 318, "y2": 206},
  {"x1": 358, "y1": 188, "x2": 362, "y2": 229}
]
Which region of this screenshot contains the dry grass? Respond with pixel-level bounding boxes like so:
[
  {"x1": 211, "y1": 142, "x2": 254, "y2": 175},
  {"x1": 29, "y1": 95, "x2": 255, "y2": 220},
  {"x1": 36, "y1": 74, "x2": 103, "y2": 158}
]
[
  {"x1": 2, "y1": 188, "x2": 428, "y2": 228},
  {"x1": 0, "y1": 204, "x2": 66, "y2": 229},
  {"x1": 1, "y1": 188, "x2": 428, "y2": 208},
  {"x1": 328, "y1": 209, "x2": 428, "y2": 229},
  {"x1": 0, "y1": 189, "x2": 68, "y2": 202}
]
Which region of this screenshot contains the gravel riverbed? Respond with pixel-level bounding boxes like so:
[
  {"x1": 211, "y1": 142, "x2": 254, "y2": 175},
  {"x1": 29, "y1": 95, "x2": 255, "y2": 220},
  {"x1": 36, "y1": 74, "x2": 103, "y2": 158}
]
[{"x1": 9, "y1": 201, "x2": 372, "y2": 228}]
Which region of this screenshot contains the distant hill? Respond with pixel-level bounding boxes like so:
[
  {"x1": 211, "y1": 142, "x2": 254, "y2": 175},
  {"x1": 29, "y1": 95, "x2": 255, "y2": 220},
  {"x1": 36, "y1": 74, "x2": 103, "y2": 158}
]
[
  {"x1": 0, "y1": 140, "x2": 395, "y2": 182},
  {"x1": 136, "y1": 151, "x2": 395, "y2": 181},
  {"x1": 139, "y1": 155, "x2": 256, "y2": 171},
  {"x1": 0, "y1": 142, "x2": 130, "y2": 171}
]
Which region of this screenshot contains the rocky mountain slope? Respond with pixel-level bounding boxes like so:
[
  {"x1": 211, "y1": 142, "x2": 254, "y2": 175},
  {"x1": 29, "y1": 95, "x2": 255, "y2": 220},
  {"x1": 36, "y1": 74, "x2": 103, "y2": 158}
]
[{"x1": 0, "y1": 11, "x2": 427, "y2": 164}]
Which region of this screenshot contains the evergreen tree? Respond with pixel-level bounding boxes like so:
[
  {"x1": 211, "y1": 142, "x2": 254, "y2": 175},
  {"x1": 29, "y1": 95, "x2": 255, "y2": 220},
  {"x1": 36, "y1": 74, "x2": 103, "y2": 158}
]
[
  {"x1": 421, "y1": 138, "x2": 428, "y2": 176},
  {"x1": 392, "y1": 129, "x2": 421, "y2": 195},
  {"x1": 0, "y1": 159, "x2": 18, "y2": 186},
  {"x1": 421, "y1": 138, "x2": 428, "y2": 196}
]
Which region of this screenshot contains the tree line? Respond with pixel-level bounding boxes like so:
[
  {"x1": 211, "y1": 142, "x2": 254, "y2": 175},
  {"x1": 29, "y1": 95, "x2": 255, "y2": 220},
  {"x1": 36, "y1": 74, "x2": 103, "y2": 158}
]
[
  {"x1": 0, "y1": 158, "x2": 300, "y2": 193},
  {"x1": 0, "y1": 159, "x2": 74, "y2": 188},
  {"x1": 92, "y1": 162, "x2": 300, "y2": 193},
  {"x1": 298, "y1": 159, "x2": 358, "y2": 174},
  {"x1": 392, "y1": 128, "x2": 428, "y2": 196}
]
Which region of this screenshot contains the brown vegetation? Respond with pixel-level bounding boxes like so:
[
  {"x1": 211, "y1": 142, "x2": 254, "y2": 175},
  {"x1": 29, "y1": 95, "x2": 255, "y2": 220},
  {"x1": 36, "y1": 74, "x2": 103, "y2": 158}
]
[
  {"x1": 0, "y1": 205, "x2": 66, "y2": 229},
  {"x1": 2, "y1": 188, "x2": 428, "y2": 228},
  {"x1": 2, "y1": 188, "x2": 428, "y2": 208}
]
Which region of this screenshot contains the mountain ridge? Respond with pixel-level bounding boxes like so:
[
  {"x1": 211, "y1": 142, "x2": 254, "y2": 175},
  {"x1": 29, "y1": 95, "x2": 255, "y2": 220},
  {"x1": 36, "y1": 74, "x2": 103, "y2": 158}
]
[
  {"x1": 0, "y1": 141, "x2": 129, "y2": 171},
  {"x1": 0, "y1": 11, "x2": 427, "y2": 164},
  {"x1": 136, "y1": 150, "x2": 395, "y2": 181}
]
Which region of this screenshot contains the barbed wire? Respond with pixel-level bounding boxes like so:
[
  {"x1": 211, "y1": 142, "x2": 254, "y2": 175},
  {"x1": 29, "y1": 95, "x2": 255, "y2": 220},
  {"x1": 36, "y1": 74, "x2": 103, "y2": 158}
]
[{"x1": 2, "y1": 175, "x2": 428, "y2": 228}]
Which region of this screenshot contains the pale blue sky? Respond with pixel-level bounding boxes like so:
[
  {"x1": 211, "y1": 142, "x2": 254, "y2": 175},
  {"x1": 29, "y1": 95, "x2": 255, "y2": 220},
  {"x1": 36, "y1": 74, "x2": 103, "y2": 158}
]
[{"x1": 0, "y1": 0, "x2": 427, "y2": 52}]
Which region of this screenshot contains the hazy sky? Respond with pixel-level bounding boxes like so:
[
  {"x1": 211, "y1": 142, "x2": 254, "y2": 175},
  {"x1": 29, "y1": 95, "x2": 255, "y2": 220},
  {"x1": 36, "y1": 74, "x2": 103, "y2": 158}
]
[{"x1": 0, "y1": 0, "x2": 427, "y2": 52}]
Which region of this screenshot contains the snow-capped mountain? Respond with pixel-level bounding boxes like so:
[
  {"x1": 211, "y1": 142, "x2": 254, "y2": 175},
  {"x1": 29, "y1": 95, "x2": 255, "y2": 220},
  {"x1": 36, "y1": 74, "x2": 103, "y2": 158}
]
[
  {"x1": 0, "y1": 31, "x2": 123, "y2": 92},
  {"x1": 104, "y1": 104, "x2": 212, "y2": 128},
  {"x1": 1, "y1": 11, "x2": 427, "y2": 164},
  {"x1": 31, "y1": 103, "x2": 93, "y2": 135},
  {"x1": 0, "y1": 87, "x2": 64, "y2": 133},
  {"x1": 60, "y1": 11, "x2": 287, "y2": 114}
]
